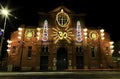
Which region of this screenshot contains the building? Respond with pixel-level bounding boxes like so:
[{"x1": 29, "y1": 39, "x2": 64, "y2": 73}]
[{"x1": 6, "y1": 6, "x2": 115, "y2": 71}]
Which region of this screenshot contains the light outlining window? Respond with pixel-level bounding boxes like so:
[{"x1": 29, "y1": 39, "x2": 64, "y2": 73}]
[
  {"x1": 42, "y1": 20, "x2": 48, "y2": 41},
  {"x1": 56, "y1": 9, "x2": 70, "y2": 27},
  {"x1": 76, "y1": 21, "x2": 82, "y2": 42}
]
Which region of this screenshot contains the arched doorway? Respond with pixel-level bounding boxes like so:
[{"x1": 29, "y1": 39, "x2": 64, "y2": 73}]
[{"x1": 57, "y1": 47, "x2": 68, "y2": 70}]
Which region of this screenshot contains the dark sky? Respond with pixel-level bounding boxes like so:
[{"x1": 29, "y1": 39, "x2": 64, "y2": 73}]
[{"x1": 0, "y1": 0, "x2": 120, "y2": 42}]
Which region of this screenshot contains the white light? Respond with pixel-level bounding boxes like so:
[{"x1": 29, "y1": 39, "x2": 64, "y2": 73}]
[
  {"x1": 109, "y1": 41, "x2": 114, "y2": 45},
  {"x1": 18, "y1": 36, "x2": 21, "y2": 39},
  {"x1": 37, "y1": 32, "x2": 40, "y2": 35},
  {"x1": 84, "y1": 32, "x2": 87, "y2": 36},
  {"x1": 101, "y1": 37, "x2": 105, "y2": 40},
  {"x1": 101, "y1": 33, "x2": 104, "y2": 36},
  {"x1": 61, "y1": 9, "x2": 64, "y2": 13},
  {"x1": 119, "y1": 51, "x2": 120, "y2": 54},
  {"x1": 7, "y1": 49, "x2": 10, "y2": 52},
  {"x1": 1, "y1": 9, "x2": 9, "y2": 17},
  {"x1": 37, "y1": 37, "x2": 40, "y2": 40},
  {"x1": 7, "y1": 40, "x2": 12, "y2": 44},
  {"x1": 18, "y1": 32, "x2": 22, "y2": 35},
  {"x1": 110, "y1": 49, "x2": 114, "y2": 54},
  {"x1": 83, "y1": 28, "x2": 87, "y2": 32},
  {"x1": 100, "y1": 29, "x2": 104, "y2": 33},
  {"x1": 85, "y1": 36, "x2": 87, "y2": 39},
  {"x1": 18, "y1": 27, "x2": 23, "y2": 31},
  {"x1": 110, "y1": 45, "x2": 114, "y2": 49},
  {"x1": 7, "y1": 45, "x2": 11, "y2": 47},
  {"x1": 1, "y1": 29, "x2": 4, "y2": 32}
]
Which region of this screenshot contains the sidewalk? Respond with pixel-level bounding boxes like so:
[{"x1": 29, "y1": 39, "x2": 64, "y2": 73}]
[{"x1": 0, "y1": 70, "x2": 120, "y2": 76}]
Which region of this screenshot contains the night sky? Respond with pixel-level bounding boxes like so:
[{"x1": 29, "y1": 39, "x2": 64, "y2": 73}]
[{"x1": 0, "y1": 0, "x2": 120, "y2": 42}]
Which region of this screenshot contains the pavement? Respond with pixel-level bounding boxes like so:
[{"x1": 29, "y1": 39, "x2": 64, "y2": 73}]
[
  {"x1": 0, "y1": 70, "x2": 120, "y2": 79},
  {"x1": 0, "y1": 70, "x2": 120, "y2": 76}
]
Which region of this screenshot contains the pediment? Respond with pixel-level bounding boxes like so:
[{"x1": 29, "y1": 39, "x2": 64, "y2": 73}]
[{"x1": 49, "y1": 5, "x2": 73, "y2": 13}]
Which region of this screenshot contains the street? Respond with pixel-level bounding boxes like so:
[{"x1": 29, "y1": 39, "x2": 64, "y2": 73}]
[{"x1": 0, "y1": 70, "x2": 120, "y2": 79}]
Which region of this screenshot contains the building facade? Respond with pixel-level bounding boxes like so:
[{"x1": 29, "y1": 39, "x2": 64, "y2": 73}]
[{"x1": 7, "y1": 6, "x2": 114, "y2": 71}]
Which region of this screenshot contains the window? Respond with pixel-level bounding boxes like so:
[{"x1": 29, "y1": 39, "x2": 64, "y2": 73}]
[
  {"x1": 105, "y1": 47, "x2": 108, "y2": 51},
  {"x1": 91, "y1": 46, "x2": 95, "y2": 57},
  {"x1": 76, "y1": 47, "x2": 83, "y2": 55},
  {"x1": 42, "y1": 46, "x2": 44, "y2": 52},
  {"x1": 76, "y1": 47, "x2": 79, "y2": 52},
  {"x1": 46, "y1": 47, "x2": 48, "y2": 52},
  {"x1": 79, "y1": 47, "x2": 82, "y2": 53},
  {"x1": 28, "y1": 46, "x2": 32, "y2": 59},
  {"x1": 12, "y1": 46, "x2": 16, "y2": 55},
  {"x1": 41, "y1": 46, "x2": 48, "y2": 52}
]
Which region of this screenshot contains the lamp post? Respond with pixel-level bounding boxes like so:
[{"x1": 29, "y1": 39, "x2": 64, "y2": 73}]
[{"x1": 0, "y1": 8, "x2": 10, "y2": 63}]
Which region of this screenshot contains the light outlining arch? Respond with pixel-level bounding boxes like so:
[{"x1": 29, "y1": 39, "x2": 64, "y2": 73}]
[
  {"x1": 42, "y1": 20, "x2": 48, "y2": 41},
  {"x1": 76, "y1": 20, "x2": 82, "y2": 42}
]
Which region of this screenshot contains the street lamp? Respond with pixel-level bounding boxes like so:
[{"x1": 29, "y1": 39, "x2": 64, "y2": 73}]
[{"x1": 0, "y1": 7, "x2": 10, "y2": 63}]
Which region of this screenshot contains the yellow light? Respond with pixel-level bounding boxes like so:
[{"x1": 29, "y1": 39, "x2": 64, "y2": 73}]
[
  {"x1": 61, "y1": 9, "x2": 64, "y2": 13},
  {"x1": 37, "y1": 28, "x2": 41, "y2": 31}
]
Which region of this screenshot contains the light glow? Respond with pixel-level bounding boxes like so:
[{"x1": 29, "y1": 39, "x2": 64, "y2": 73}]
[
  {"x1": 18, "y1": 27, "x2": 23, "y2": 31},
  {"x1": 110, "y1": 45, "x2": 114, "y2": 49},
  {"x1": 52, "y1": 27, "x2": 73, "y2": 44},
  {"x1": 100, "y1": 29, "x2": 104, "y2": 33},
  {"x1": 109, "y1": 41, "x2": 114, "y2": 45},
  {"x1": 76, "y1": 21, "x2": 82, "y2": 42},
  {"x1": 83, "y1": 28, "x2": 87, "y2": 32},
  {"x1": 7, "y1": 49, "x2": 10, "y2": 52},
  {"x1": 42, "y1": 20, "x2": 48, "y2": 41},
  {"x1": 1, "y1": 9, "x2": 9, "y2": 16},
  {"x1": 101, "y1": 37, "x2": 105, "y2": 40},
  {"x1": 7, "y1": 40, "x2": 12, "y2": 44}
]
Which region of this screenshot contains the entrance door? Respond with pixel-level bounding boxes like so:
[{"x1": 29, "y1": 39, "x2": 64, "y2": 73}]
[
  {"x1": 76, "y1": 56, "x2": 84, "y2": 69},
  {"x1": 40, "y1": 56, "x2": 48, "y2": 71},
  {"x1": 57, "y1": 47, "x2": 68, "y2": 70}
]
